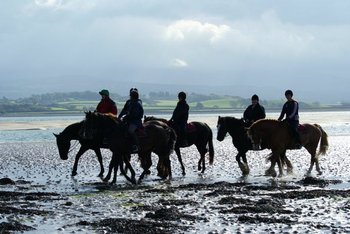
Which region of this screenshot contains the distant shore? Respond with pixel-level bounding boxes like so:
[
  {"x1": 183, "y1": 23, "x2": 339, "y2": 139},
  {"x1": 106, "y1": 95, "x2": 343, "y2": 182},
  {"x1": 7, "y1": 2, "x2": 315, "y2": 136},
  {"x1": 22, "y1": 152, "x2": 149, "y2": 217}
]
[
  {"x1": 1, "y1": 106, "x2": 350, "y2": 118},
  {"x1": 1, "y1": 109, "x2": 349, "y2": 131}
]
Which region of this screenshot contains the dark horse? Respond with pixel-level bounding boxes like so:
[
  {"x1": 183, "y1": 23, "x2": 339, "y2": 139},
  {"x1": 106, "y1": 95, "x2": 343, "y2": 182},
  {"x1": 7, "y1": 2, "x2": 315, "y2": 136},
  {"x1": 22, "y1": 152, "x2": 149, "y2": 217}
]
[
  {"x1": 54, "y1": 121, "x2": 106, "y2": 177},
  {"x1": 144, "y1": 116, "x2": 214, "y2": 175},
  {"x1": 216, "y1": 116, "x2": 293, "y2": 176},
  {"x1": 83, "y1": 112, "x2": 176, "y2": 183},
  {"x1": 247, "y1": 119, "x2": 329, "y2": 177}
]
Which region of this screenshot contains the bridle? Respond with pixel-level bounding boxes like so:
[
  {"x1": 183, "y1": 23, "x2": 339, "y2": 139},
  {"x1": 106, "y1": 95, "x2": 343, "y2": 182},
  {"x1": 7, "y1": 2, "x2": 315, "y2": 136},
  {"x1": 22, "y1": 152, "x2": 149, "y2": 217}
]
[{"x1": 68, "y1": 140, "x2": 79, "y2": 154}]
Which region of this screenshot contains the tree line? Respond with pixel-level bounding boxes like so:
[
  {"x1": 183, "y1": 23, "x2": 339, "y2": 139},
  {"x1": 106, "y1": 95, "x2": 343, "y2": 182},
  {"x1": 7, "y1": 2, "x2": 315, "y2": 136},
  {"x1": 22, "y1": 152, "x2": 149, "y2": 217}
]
[{"x1": 0, "y1": 91, "x2": 349, "y2": 116}]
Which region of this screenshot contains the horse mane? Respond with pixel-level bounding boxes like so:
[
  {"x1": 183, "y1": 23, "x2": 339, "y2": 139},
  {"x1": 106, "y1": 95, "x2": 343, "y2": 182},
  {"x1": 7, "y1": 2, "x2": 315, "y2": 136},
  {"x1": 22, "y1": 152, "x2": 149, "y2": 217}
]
[
  {"x1": 86, "y1": 111, "x2": 121, "y2": 124},
  {"x1": 144, "y1": 115, "x2": 168, "y2": 124}
]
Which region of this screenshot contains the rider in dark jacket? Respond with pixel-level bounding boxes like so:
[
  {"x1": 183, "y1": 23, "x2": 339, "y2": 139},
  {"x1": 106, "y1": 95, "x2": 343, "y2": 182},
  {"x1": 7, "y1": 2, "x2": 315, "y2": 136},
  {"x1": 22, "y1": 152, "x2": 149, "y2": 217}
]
[
  {"x1": 278, "y1": 89, "x2": 302, "y2": 148},
  {"x1": 170, "y1": 91, "x2": 189, "y2": 146},
  {"x1": 243, "y1": 94, "x2": 266, "y2": 127},
  {"x1": 118, "y1": 88, "x2": 144, "y2": 153}
]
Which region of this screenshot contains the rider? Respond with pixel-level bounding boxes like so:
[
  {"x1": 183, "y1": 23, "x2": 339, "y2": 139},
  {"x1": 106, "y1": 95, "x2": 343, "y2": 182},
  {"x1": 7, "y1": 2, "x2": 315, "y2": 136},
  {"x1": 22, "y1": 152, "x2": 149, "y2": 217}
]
[
  {"x1": 278, "y1": 89, "x2": 302, "y2": 149},
  {"x1": 118, "y1": 88, "x2": 144, "y2": 153},
  {"x1": 96, "y1": 89, "x2": 118, "y2": 115},
  {"x1": 170, "y1": 91, "x2": 189, "y2": 147},
  {"x1": 243, "y1": 94, "x2": 266, "y2": 127}
]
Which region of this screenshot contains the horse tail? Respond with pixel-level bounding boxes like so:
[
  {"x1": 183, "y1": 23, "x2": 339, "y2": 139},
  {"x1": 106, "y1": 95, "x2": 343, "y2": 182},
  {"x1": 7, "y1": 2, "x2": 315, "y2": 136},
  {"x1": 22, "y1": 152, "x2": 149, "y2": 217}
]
[
  {"x1": 208, "y1": 127, "x2": 214, "y2": 165},
  {"x1": 314, "y1": 124, "x2": 329, "y2": 156}
]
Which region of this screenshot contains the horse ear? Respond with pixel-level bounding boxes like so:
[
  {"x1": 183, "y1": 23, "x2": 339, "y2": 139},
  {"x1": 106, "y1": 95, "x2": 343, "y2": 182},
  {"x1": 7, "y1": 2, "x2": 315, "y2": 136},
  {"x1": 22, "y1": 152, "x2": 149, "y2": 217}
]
[{"x1": 53, "y1": 133, "x2": 59, "y2": 137}]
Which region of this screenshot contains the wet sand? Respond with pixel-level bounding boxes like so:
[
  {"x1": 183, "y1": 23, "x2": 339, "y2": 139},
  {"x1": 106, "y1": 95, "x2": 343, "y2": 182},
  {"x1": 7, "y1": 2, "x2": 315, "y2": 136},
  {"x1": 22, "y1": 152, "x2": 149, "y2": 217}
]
[
  {"x1": 1, "y1": 134, "x2": 350, "y2": 233},
  {"x1": 1, "y1": 111, "x2": 350, "y2": 232}
]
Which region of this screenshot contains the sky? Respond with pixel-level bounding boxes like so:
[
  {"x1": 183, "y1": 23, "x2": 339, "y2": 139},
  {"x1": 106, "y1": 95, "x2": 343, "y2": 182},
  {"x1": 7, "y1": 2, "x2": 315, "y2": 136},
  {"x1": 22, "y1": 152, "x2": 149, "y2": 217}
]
[{"x1": 1, "y1": 0, "x2": 350, "y2": 102}]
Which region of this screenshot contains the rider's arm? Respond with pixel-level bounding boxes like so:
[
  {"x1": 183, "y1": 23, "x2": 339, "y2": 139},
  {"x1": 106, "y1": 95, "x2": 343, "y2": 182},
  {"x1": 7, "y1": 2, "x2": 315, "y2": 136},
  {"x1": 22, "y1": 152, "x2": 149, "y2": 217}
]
[{"x1": 278, "y1": 103, "x2": 286, "y2": 121}]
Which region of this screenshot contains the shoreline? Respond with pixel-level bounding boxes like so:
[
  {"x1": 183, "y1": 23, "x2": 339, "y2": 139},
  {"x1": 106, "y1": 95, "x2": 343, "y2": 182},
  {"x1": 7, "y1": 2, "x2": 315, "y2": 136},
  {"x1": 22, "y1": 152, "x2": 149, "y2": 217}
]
[
  {"x1": 1, "y1": 107, "x2": 350, "y2": 118},
  {"x1": 0, "y1": 110, "x2": 349, "y2": 131}
]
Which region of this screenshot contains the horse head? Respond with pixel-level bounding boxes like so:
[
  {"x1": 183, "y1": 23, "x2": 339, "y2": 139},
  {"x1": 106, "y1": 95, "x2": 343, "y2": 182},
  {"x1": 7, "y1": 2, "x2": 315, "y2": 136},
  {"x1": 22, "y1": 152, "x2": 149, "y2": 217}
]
[
  {"x1": 216, "y1": 116, "x2": 228, "y2": 141},
  {"x1": 53, "y1": 132, "x2": 70, "y2": 160},
  {"x1": 217, "y1": 116, "x2": 246, "y2": 141}
]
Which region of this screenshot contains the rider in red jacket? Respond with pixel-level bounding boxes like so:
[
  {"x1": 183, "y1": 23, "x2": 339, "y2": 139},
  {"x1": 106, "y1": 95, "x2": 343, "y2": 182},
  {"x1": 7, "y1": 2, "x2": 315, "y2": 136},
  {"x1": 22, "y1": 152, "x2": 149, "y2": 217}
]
[{"x1": 96, "y1": 89, "x2": 117, "y2": 115}]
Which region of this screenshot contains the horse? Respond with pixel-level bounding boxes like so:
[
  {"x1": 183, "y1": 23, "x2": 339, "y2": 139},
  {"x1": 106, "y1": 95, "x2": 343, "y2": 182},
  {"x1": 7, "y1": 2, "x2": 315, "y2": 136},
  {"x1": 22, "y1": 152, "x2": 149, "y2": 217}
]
[
  {"x1": 216, "y1": 116, "x2": 293, "y2": 176},
  {"x1": 144, "y1": 116, "x2": 214, "y2": 175},
  {"x1": 54, "y1": 121, "x2": 107, "y2": 177},
  {"x1": 83, "y1": 112, "x2": 176, "y2": 183},
  {"x1": 247, "y1": 119, "x2": 329, "y2": 177}
]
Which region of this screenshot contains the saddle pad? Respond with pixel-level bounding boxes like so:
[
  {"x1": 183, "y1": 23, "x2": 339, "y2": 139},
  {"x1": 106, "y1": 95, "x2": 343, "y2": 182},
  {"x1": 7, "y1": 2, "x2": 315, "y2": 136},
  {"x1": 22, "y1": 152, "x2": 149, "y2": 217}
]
[
  {"x1": 136, "y1": 127, "x2": 147, "y2": 137},
  {"x1": 186, "y1": 123, "x2": 196, "y2": 133},
  {"x1": 298, "y1": 124, "x2": 307, "y2": 133}
]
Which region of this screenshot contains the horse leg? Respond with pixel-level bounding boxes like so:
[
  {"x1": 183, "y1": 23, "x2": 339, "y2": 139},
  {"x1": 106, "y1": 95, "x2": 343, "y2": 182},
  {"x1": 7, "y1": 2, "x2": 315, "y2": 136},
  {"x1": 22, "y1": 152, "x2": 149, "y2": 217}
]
[
  {"x1": 111, "y1": 155, "x2": 119, "y2": 184},
  {"x1": 306, "y1": 146, "x2": 319, "y2": 176},
  {"x1": 315, "y1": 157, "x2": 322, "y2": 175},
  {"x1": 121, "y1": 154, "x2": 131, "y2": 175},
  {"x1": 265, "y1": 151, "x2": 278, "y2": 177},
  {"x1": 196, "y1": 145, "x2": 206, "y2": 173},
  {"x1": 241, "y1": 153, "x2": 250, "y2": 175},
  {"x1": 277, "y1": 155, "x2": 283, "y2": 177},
  {"x1": 175, "y1": 147, "x2": 186, "y2": 175},
  {"x1": 94, "y1": 148, "x2": 104, "y2": 177},
  {"x1": 281, "y1": 151, "x2": 293, "y2": 174},
  {"x1": 138, "y1": 152, "x2": 152, "y2": 183},
  {"x1": 236, "y1": 153, "x2": 248, "y2": 176},
  {"x1": 120, "y1": 154, "x2": 136, "y2": 184},
  {"x1": 103, "y1": 154, "x2": 115, "y2": 182},
  {"x1": 168, "y1": 157, "x2": 172, "y2": 179},
  {"x1": 72, "y1": 146, "x2": 88, "y2": 176}
]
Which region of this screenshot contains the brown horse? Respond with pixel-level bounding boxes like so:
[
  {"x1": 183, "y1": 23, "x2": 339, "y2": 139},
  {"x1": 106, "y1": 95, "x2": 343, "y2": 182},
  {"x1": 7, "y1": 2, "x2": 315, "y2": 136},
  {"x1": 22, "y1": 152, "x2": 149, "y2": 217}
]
[
  {"x1": 144, "y1": 116, "x2": 214, "y2": 175},
  {"x1": 83, "y1": 112, "x2": 176, "y2": 183},
  {"x1": 247, "y1": 119, "x2": 329, "y2": 177},
  {"x1": 216, "y1": 116, "x2": 293, "y2": 176}
]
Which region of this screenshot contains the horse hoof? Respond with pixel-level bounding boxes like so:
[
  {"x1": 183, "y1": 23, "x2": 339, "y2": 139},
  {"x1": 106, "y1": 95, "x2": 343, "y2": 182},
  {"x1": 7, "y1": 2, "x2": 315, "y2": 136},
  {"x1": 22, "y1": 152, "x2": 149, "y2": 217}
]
[
  {"x1": 265, "y1": 169, "x2": 277, "y2": 177},
  {"x1": 71, "y1": 171, "x2": 77, "y2": 177},
  {"x1": 317, "y1": 171, "x2": 323, "y2": 176},
  {"x1": 97, "y1": 173, "x2": 104, "y2": 178},
  {"x1": 182, "y1": 172, "x2": 186, "y2": 176},
  {"x1": 103, "y1": 177, "x2": 110, "y2": 182},
  {"x1": 131, "y1": 178, "x2": 137, "y2": 185}
]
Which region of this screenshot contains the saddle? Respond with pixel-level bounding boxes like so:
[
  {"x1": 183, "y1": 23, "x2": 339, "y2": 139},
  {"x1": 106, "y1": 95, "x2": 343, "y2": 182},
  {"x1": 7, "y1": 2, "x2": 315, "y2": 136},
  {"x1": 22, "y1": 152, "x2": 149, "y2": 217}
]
[
  {"x1": 298, "y1": 124, "x2": 307, "y2": 134},
  {"x1": 185, "y1": 123, "x2": 196, "y2": 133},
  {"x1": 135, "y1": 127, "x2": 147, "y2": 138}
]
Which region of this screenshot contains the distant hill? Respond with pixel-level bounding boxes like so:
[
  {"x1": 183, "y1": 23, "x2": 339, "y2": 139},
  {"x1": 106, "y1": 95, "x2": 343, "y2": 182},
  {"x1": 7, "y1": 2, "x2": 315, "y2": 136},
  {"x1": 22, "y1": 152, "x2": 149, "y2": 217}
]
[{"x1": 0, "y1": 91, "x2": 349, "y2": 116}]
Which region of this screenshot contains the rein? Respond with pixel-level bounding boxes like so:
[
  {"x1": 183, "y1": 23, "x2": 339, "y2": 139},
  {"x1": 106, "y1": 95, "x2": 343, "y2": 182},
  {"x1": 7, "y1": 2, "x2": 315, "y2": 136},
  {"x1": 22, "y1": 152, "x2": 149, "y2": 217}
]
[{"x1": 68, "y1": 140, "x2": 79, "y2": 153}]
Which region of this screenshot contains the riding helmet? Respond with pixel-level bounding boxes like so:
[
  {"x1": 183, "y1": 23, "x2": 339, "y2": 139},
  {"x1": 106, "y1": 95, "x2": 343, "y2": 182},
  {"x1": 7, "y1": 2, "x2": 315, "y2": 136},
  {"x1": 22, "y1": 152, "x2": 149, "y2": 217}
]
[
  {"x1": 178, "y1": 91, "x2": 186, "y2": 100},
  {"x1": 130, "y1": 88, "x2": 139, "y2": 99},
  {"x1": 251, "y1": 94, "x2": 259, "y2": 101},
  {"x1": 285, "y1": 90, "x2": 293, "y2": 97}
]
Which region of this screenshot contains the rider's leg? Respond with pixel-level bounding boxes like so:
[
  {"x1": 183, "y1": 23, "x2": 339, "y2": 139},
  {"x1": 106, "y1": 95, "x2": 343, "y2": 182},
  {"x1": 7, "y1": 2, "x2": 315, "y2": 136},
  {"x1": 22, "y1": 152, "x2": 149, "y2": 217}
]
[{"x1": 128, "y1": 124, "x2": 139, "y2": 153}]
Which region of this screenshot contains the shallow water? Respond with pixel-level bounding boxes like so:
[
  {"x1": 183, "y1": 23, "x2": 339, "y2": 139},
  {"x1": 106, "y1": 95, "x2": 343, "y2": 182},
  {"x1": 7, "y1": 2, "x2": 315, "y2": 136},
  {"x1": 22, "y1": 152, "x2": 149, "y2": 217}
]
[{"x1": 1, "y1": 111, "x2": 350, "y2": 233}]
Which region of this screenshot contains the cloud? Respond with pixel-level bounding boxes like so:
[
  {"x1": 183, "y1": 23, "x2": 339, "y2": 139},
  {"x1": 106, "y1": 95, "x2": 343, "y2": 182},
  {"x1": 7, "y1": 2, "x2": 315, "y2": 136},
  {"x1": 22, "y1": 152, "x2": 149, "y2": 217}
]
[
  {"x1": 164, "y1": 20, "x2": 231, "y2": 43},
  {"x1": 171, "y1": 58, "x2": 188, "y2": 67},
  {"x1": 34, "y1": 0, "x2": 96, "y2": 11},
  {"x1": 35, "y1": 0, "x2": 62, "y2": 8}
]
